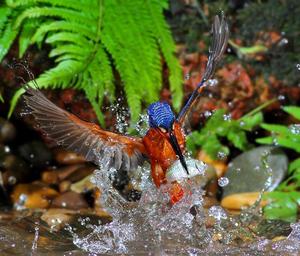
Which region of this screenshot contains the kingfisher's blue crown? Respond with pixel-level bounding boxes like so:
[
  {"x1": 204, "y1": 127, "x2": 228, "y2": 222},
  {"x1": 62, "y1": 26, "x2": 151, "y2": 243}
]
[{"x1": 148, "y1": 102, "x2": 175, "y2": 129}]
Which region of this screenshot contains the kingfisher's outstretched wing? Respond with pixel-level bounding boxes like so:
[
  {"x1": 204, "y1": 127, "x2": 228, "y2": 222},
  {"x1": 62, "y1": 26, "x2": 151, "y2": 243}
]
[
  {"x1": 24, "y1": 88, "x2": 147, "y2": 171},
  {"x1": 177, "y1": 14, "x2": 229, "y2": 124}
]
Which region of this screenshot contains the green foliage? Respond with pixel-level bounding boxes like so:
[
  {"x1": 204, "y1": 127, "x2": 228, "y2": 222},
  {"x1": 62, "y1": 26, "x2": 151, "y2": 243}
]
[
  {"x1": 186, "y1": 109, "x2": 263, "y2": 159},
  {"x1": 257, "y1": 106, "x2": 300, "y2": 221},
  {"x1": 0, "y1": 0, "x2": 182, "y2": 124}
]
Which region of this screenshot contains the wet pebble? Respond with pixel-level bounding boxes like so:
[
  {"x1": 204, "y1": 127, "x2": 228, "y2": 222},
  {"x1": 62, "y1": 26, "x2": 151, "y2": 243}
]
[
  {"x1": 41, "y1": 208, "x2": 75, "y2": 231},
  {"x1": 221, "y1": 192, "x2": 267, "y2": 210},
  {"x1": 11, "y1": 183, "x2": 59, "y2": 209},
  {"x1": 42, "y1": 164, "x2": 94, "y2": 186},
  {"x1": 222, "y1": 146, "x2": 288, "y2": 198},
  {"x1": 197, "y1": 151, "x2": 227, "y2": 177},
  {"x1": 70, "y1": 175, "x2": 94, "y2": 193},
  {"x1": 1, "y1": 155, "x2": 30, "y2": 185},
  {"x1": 54, "y1": 148, "x2": 86, "y2": 165},
  {"x1": 51, "y1": 191, "x2": 89, "y2": 210},
  {"x1": 59, "y1": 180, "x2": 71, "y2": 193},
  {"x1": 0, "y1": 118, "x2": 16, "y2": 143}
]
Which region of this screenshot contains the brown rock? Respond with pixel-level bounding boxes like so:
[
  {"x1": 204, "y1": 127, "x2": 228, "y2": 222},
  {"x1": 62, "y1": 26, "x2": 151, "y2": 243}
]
[
  {"x1": 67, "y1": 165, "x2": 95, "y2": 183},
  {"x1": 70, "y1": 175, "x2": 94, "y2": 193},
  {"x1": 56, "y1": 164, "x2": 84, "y2": 181},
  {"x1": 51, "y1": 191, "x2": 89, "y2": 210},
  {"x1": 221, "y1": 192, "x2": 268, "y2": 210},
  {"x1": 59, "y1": 180, "x2": 71, "y2": 193},
  {"x1": 197, "y1": 151, "x2": 227, "y2": 177},
  {"x1": 11, "y1": 183, "x2": 59, "y2": 209},
  {"x1": 41, "y1": 208, "x2": 75, "y2": 231},
  {"x1": 41, "y1": 170, "x2": 59, "y2": 184},
  {"x1": 54, "y1": 148, "x2": 86, "y2": 165},
  {"x1": 0, "y1": 118, "x2": 16, "y2": 143}
]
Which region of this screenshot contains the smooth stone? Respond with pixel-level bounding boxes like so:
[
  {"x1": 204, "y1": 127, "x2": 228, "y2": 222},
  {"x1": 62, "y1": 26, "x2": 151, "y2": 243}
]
[
  {"x1": 221, "y1": 192, "x2": 267, "y2": 210},
  {"x1": 56, "y1": 164, "x2": 85, "y2": 181},
  {"x1": 255, "y1": 219, "x2": 292, "y2": 239},
  {"x1": 41, "y1": 208, "x2": 111, "y2": 232},
  {"x1": 18, "y1": 141, "x2": 52, "y2": 168},
  {"x1": 41, "y1": 208, "x2": 75, "y2": 231},
  {"x1": 11, "y1": 183, "x2": 59, "y2": 209},
  {"x1": 70, "y1": 175, "x2": 94, "y2": 193},
  {"x1": 1, "y1": 155, "x2": 30, "y2": 185},
  {"x1": 41, "y1": 170, "x2": 59, "y2": 184},
  {"x1": 51, "y1": 191, "x2": 89, "y2": 210},
  {"x1": 197, "y1": 151, "x2": 227, "y2": 177},
  {"x1": 54, "y1": 148, "x2": 86, "y2": 165},
  {"x1": 42, "y1": 164, "x2": 84, "y2": 183},
  {"x1": 66, "y1": 164, "x2": 95, "y2": 183},
  {"x1": 0, "y1": 118, "x2": 16, "y2": 143},
  {"x1": 59, "y1": 180, "x2": 71, "y2": 193},
  {"x1": 222, "y1": 146, "x2": 288, "y2": 198}
]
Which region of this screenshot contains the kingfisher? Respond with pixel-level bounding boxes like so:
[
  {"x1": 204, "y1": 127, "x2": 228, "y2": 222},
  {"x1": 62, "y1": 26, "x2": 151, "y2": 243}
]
[{"x1": 23, "y1": 15, "x2": 229, "y2": 204}]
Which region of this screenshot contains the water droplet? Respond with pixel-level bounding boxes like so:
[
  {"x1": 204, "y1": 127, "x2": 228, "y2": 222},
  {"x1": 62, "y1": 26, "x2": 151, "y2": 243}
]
[
  {"x1": 289, "y1": 124, "x2": 300, "y2": 135},
  {"x1": 218, "y1": 177, "x2": 229, "y2": 187},
  {"x1": 4, "y1": 146, "x2": 10, "y2": 153},
  {"x1": 29, "y1": 153, "x2": 35, "y2": 159},
  {"x1": 278, "y1": 38, "x2": 288, "y2": 46},
  {"x1": 217, "y1": 151, "x2": 227, "y2": 160},
  {"x1": 8, "y1": 176, "x2": 16, "y2": 185},
  {"x1": 184, "y1": 73, "x2": 191, "y2": 80},
  {"x1": 296, "y1": 64, "x2": 300, "y2": 70},
  {"x1": 207, "y1": 79, "x2": 218, "y2": 87},
  {"x1": 208, "y1": 206, "x2": 227, "y2": 221},
  {"x1": 223, "y1": 114, "x2": 231, "y2": 121},
  {"x1": 204, "y1": 111, "x2": 212, "y2": 118},
  {"x1": 17, "y1": 193, "x2": 28, "y2": 208}
]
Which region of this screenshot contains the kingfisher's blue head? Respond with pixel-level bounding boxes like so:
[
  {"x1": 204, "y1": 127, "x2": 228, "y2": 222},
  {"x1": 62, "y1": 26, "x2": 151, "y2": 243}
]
[{"x1": 148, "y1": 102, "x2": 175, "y2": 130}]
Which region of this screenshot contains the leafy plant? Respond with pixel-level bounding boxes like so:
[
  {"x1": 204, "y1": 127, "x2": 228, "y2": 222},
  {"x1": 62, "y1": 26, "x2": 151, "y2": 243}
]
[
  {"x1": 0, "y1": 0, "x2": 182, "y2": 124},
  {"x1": 186, "y1": 108, "x2": 263, "y2": 160},
  {"x1": 257, "y1": 106, "x2": 300, "y2": 222}
]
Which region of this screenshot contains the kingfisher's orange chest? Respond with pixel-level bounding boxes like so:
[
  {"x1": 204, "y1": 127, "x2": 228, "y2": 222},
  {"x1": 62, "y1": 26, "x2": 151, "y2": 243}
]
[{"x1": 142, "y1": 122, "x2": 186, "y2": 173}]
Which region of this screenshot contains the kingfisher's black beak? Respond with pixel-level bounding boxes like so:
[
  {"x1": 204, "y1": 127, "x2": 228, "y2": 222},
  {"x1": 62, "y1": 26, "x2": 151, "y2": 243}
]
[{"x1": 168, "y1": 129, "x2": 189, "y2": 175}]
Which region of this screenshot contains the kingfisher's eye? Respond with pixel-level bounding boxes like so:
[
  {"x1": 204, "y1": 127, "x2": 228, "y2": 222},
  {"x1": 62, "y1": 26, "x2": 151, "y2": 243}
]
[{"x1": 159, "y1": 127, "x2": 167, "y2": 133}]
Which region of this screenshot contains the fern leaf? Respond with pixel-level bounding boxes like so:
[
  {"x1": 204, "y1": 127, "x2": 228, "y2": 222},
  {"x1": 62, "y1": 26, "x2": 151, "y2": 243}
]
[
  {"x1": 146, "y1": 0, "x2": 183, "y2": 111},
  {"x1": 0, "y1": 21, "x2": 18, "y2": 60},
  {"x1": 31, "y1": 21, "x2": 96, "y2": 43},
  {"x1": 19, "y1": 19, "x2": 39, "y2": 57},
  {"x1": 32, "y1": 60, "x2": 83, "y2": 89},
  {"x1": 46, "y1": 32, "x2": 92, "y2": 47},
  {"x1": 15, "y1": 7, "x2": 95, "y2": 28}
]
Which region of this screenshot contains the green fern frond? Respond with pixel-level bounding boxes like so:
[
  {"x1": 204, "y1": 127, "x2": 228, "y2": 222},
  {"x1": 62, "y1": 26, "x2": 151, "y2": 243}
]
[
  {"x1": 0, "y1": 21, "x2": 18, "y2": 60},
  {"x1": 146, "y1": 0, "x2": 183, "y2": 111},
  {"x1": 2, "y1": 0, "x2": 183, "y2": 125},
  {"x1": 15, "y1": 7, "x2": 95, "y2": 28}
]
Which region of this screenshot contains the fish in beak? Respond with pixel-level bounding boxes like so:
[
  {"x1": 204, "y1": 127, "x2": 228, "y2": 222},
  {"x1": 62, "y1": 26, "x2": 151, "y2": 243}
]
[{"x1": 168, "y1": 128, "x2": 189, "y2": 175}]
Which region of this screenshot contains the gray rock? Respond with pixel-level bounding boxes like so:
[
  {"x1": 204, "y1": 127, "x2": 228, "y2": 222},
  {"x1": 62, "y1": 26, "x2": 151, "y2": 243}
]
[{"x1": 222, "y1": 146, "x2": 288, "y2": 198}]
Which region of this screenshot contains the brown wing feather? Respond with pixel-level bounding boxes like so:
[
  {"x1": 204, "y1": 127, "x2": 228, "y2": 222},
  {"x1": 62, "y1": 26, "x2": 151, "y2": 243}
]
[{"x1": 23, "y1": 88, "x2": 147, "y2": 171}]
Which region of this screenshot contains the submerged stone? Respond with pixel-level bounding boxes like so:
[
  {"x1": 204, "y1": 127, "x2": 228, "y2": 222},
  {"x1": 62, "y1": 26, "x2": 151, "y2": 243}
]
[{"x1": 222, "y1": 146, "x2": 288, "y2": 198}]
